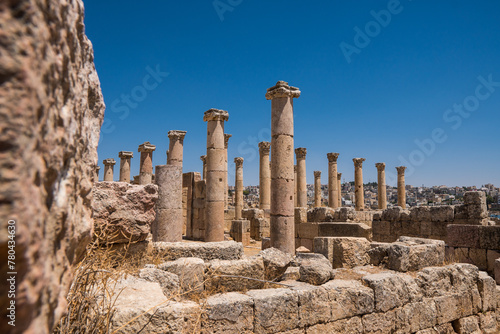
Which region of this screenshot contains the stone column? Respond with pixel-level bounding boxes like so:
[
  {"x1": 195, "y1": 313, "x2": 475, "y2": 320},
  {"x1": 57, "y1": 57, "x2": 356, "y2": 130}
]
[
  {"x1": 266, "y1": 80, "x2": 300, "y2": 254},
  {"x1": 138, "y1": 142, "x2": 156, "y2": 185},
  {"x1": 204, "y1": 108, "x2": 229, "y2": 242},
  {"x1": 167, "y1": 130, "x2": 187, "y2": 167},
  {"x1": 294, "y1": 165, "x2": 298, "y2": 207},
  {"x1": 200, "y1": 155, "x2": 207, "y2": 180},
  {"x1": 295, "y1": 148, "x2": 307, "y2": 207},
  {"x1": 153, "y1": 165, "x2": 183, "y2": 242},
  {"x1": 234, "y1": 157, "x2": 244, "y2": 220},
  {"x1": 103, "y1": 158, "x2": 116, "y2": 181},
  {"x1": 375, "y1": 163, "x2": 387, "y2": 209},
  {"x1": 396, "y1": 166, "x2": 407, "y2": 209},
  {"x1": 258, "y1": 141, "x2": 271, "y2": 210},
  {"x1": 224, "y1": 134, "x2": 232, "y2": 210},
  {"x1": 353, "y1": 158, "x2": 366, "y2": 211},
  {"x1": 314, "y1": 171, "x2": 322, "y2": 208},
  {"x1": 327, "y1": 153, "x2": 340, "y2": 208},
  {"x1": 118, "y1": 151, "x2": 133, "y2": 182},
  {"x1": 337, "y1": 173, "x2": 342, "y2": 207}
]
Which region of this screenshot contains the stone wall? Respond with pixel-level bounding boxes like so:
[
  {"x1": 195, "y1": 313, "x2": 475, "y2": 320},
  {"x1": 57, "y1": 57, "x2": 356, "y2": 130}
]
[
  {"x1": 373, "y1": 192, "x2": 489, "y2": 243},
  {"x1": 0, "y1": 0, "x2": 105, "y2": 332}
]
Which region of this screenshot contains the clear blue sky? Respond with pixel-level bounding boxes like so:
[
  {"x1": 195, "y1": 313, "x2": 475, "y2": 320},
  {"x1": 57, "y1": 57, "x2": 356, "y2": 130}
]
[{"x1": 84, "y1": 0, "x2": 500, "y2": 187}]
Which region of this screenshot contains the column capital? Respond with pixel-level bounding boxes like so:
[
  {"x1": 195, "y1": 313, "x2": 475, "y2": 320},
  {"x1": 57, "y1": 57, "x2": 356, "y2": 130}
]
[
  {"x1": 295, "y1": 147, "x2": 307, "y2": 159},
  {"x1": 396, "y1": 166, "x2": 407, "y2": 175},
  {"x1": 327, "y1": 152, "x2": 340, "y2": 163},
  {"x1": 224, "y1": 134, "x2": 232, "y2": 148},
  {"x1": 375, "y1": 162, "x2": 385, "y2": 171},
  {"x1": 337, "y1": 172, "x2": 342, "y2": 180},
  {"x1": 167, "y1": 130, "x2": 187, "y2": 142},
  {"x1": 353, "y1": 158, "x2": 366, "y2": 168},
  {"x1": 103, "y1": 158, "x2": 116, "y2": 166},
  {"x1": 138, "y1": 141, "x2": 156, "y2": 153},
  {"x1": 118, "y1": 151, "x2": 133, "y2": 159},
  {"x1": 204, "y1": 108, "x2": 229, "y2": 122},
  {"x1": 200, "y1": 155, "x2": 207, "y2": 163},
  {"x1": 258, "y1": 141, "x2": 271, "y2": 155},
  {"x1": 314, "y1": 171, "x2": 321, "y2": 178},
  {"x1": 95, "y1": 166, "x2": 101, "y2": 171},
  {"x1": 234, "y1": 157, "x2": 244, "y2": 167},
  {"x1": 265, "y1": 81, "x2": 301, "y2": 100}
]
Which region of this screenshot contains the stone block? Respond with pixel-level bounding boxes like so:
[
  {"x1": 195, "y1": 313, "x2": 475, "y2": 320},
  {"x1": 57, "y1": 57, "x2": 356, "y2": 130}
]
[
  {"x1": 337, "y1": 207, "x2": 355, "y2": 221},
  {"x1": 297, "y1": 223, "x2": 319, "y2": 239},
  {"x1": 387, "y1": 237, "x2": 445, "y2": 272},
  {"x1": 298, "y1": 256, "x2": 335, "y2": 285},
  {"x1": 479, "y1": 312, "x2": 498, "y2": 334},
  {"x1": 294, "y1": 207, "x2": 307, "y2": 224},
  {"x1": 372, "y1": 220, "x2": 391, "y2": 236},
  {"x1": 317, "y1": 222, "x2": 372, "y2": 240},
  {"x1": 394, "y1": 300, "x2": 438, "y2": 333},
  {"x1": 430, "y1": 205, "x2": 455, "y2": 222},
  {"x1": 382, "y1": 206, "x2": 403, "y2": 222},
  {"x1": 152, "y1": 240, "x2": 243, "y2": 261},
  {"x1": 477, "y1": 271, "x2": 497, "y2": 312},
  {"x1": 479, "y1": 225, "x2": 500, "y2": 249},
  {"x1": 361, "y1": 310, "x2": 396, "y2": 334},
  {"x1": 230, "y1": 219, "x2": 250, "y2": 246},
  {"x1": 486, "y1": 250, "x2": 500, "y2": 273},
  {"x1": 307, "y1": 207, "x2": 336, "y2": 222},
  {"x1": 452, "y1": 315, "x2": 480, "y2": 334},
  {"x1": 495, "y1": 258, "x2": 500, "y2": 285},
  {"x1": 138, "y1": 267, "x2": 180, "y2": 298},
  {"x1": 207, "y1": 257, "x2": 265, "y2": 292},
  {"x1": 258, "y1": 247, "x2": 293, "y2": 281},
  {"x1": 363, "y1": 272, "x2": 421, "y2": 312},
  {"x1": 159, "y1": 257, "x2": 205, "y2": 295},
  {"x1": 401, "y1": 219, "x2": 420, "y2": 236},
  {"x1": 246, "y1": 288, "x2": 298, "y2": 333},
  {"x1": 261, "y1": 237, "x2": 271, "y2": 250},
  {"x1": 202, "y1": 292, "x2": 254, "y2": 333},
  {"x1": 446, "y1": 225, "x2": 480, "y2": 248},
  {"x1": 314, "y1": 237, "x2": 370, "y2": 269},
  {"x1": 434, "y1": 294, "x2": 461, "y2": 325},
  {"x1": 289, "y1": 283, "x2": 330, "y2": 327},
  {"x1": 368, "y1": 242, "x2": 391, "y2": 266},
  {"x1": 468, "y1": 248, "x2": 487, "y2": 270},
  {"x1": 306, "y1": 317, "x2": 363, "y2": 334},
  {"x1": 322, "y1": 279, "x2": 374, "y2": 320},
  {"x1": 410, "y1": 206, "x2": 431, "y2": 222},
  {"x1": 281, "y1": 266, "x2": 300, "y2": 281}
]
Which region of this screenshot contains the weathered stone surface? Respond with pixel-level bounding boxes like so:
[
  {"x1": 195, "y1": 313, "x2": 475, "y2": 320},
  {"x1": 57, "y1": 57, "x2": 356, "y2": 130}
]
[
  {"x1": 479, "y1": 312, "x2": 498, "y2": 334},
  {"x1": 306, "y1": 316, "x2": 363, "y2": 334},
  {"x1": 452, "y1": 315, "x2": 480, "y2": 334},
  {"x1": 447, "y1": 225, "x2": 481, "y2": 248},
  {"x1": 337, "y1": 207, "x2": 356, "y2": 221},
  {"x1": 388, "y1": 237, "x2": 445, "y2": 272},
  {"x1": 314, "y1": 237, "x2": 370, "y2": 269},
  {"x1": 139, "y1": 267, "x2": 180, "y2": 298},
  {"x1": 322, "y1": 279, "x2": 374, "y2": 320},
  {"x1": 382, "y1": 206, "x2": 404, "y2": 222},
  {"x1": 246, "y1": 288, "x2": 298, "y2": 333},
  {"x1": 159, "y1": 257, "x2": 205, "y2": 295},
  {"x1": 430, "y1": 206, "x2": 455, "y2": 222},
  {"x1": 258, "y1": 247, "x2": 294, "y2": 281},
  {"x1": 486, "y1": 250, "x2": 500, "y2": 273},
  {"x1": 477, "y1": 271, "x2": 496, "y2": 312},
  {"x1": 317, "y1": 222, "x2": 372, "y2": 240},
  {"x1": 289, "y1": 282, "x2": 330, "y2": 327},
  {"x1": 410, "y1": 206, "x2": 432, "y2": 222},
  {"x1": 92, "y1": 182, "x2": 159, "y2": 244},
  {"x1": 495, "y1": 258, "x2": 500, "y2": 284},
  {"x1": 307, "y1": 207, "x2": 336, "y2": 222},
  {"x1": 111, "y1": 276, "x2": 201, "y2": 333},
  {"x1": 368, "y1": 242, "x2": 391, "y2": 266},
  {"x1": 282, "y1": 266, "x2": 301, "y2": 281},
  {"x1": 479, "y1": 225, "x2": 500, "y2": 249},
  {"x1": 394, "y1": 299, "x2": 438, "y2": 332},
  {"x1": 298, "y1": 256, "x2": 335, "y2": 285},
  {"x1": 363, "y1": 272, "x2": 422, "y2": 312},
  {"x1": 152, "y1": 240, "x2": 243, "y2": 261},
  {"x1": 201, "y1": 292, "x2": 254, "y2": 333},
  {"x1": 362, "y1": 310, "x2": 396, "y2": 334},
  {"x1": 0, "y1": 0, "x2": 105, "y2": 331},
  {"x1": 207, "y1": 257, "x2": 265, "y2": 292}
]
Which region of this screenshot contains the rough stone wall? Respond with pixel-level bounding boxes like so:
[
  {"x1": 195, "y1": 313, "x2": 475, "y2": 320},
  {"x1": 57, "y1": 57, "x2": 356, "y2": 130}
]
[
  {"x1": 0, "y1": 1, "x2": 104, "y2": 332},
  {"x1": 192, "y1": 179, "x2": 206, "y2": 240}
]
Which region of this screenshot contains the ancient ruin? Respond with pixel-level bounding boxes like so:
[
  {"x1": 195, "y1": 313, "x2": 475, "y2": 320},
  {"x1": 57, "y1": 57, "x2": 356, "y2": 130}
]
[{"x1": 327, "y1": 152, "x2": 340, "y2": 208}]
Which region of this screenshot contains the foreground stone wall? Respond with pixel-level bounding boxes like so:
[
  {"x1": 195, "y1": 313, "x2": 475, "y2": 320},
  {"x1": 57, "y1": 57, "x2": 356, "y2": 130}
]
[{"x1": 0, "y1": 0, "x2": 105, "y2": 332}]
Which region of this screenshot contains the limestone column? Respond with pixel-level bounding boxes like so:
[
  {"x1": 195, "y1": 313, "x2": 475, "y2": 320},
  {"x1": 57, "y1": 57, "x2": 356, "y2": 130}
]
[
  {"x1": 314, "y1": 171, "x2": 322, "y2": 208},
  {"x1": 204, "y1": 108, "x2": 229, "y2": 242},
  {"x1": 258, "y1": 141, "x2": 271, "y2": 210},
  {"x1": 266, "y1": 80, "x2": 300, "y2": 254},
  {"x1": 224, "y1": 134, "x2": 232, "y2": 210},
  {"x1": 118, "y1": 151, "x2": 133, "y2": 182},
  {"x1": 200, "y1": 155, "x2": 207, "y2": 180},
  {"x1": 337, "y1": 173, "x2": 342, "y2": 207},
  {"x1": 234, "y1": 157, "x2": 244, "y2": 220},
  {"x1": 294, "y1": 165, "x2": 298, "y2": 207},
  {"x1": 153, "y1": 165, "x2": 183, "y2": 242},
  {"x1": 396, "y1": 166, "x2": 407, "y2": 209},
  {"x1": 95, "y1": 166, "x2": 100, "y2": 182},
  {"x1": 375, "y1": 163, "x2": 387, "y2": 209},
  {"x1": 167, "y1": 130, "x2": 187, "y2": 167},
  {"x1": 353, "y1": 158, "x2": 366, "y2": 211},
  {"x1": 327, "y1": 153, "x2": 340, "y2": 208},
  {"x1": 103, "y1": 158, "x2": 116, "y2": 181},
  {"x1": 138, "y1": 142, "x2": 156, "y2": 185},
  {"x1": 295, "y1": 148, "x2": 307, "y2": 207}
]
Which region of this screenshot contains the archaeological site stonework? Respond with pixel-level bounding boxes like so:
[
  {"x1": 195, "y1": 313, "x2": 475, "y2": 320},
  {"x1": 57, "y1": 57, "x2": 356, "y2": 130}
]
[{"x1": 0, "y1": 0, "x2": 105, "y2": 332}]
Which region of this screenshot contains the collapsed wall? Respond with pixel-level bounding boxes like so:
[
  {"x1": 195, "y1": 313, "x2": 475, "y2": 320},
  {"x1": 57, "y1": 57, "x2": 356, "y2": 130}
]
[{"x1": 0, "y1": 0, "x2": 105, "y2": 332}]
